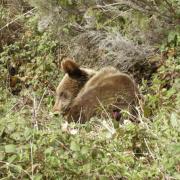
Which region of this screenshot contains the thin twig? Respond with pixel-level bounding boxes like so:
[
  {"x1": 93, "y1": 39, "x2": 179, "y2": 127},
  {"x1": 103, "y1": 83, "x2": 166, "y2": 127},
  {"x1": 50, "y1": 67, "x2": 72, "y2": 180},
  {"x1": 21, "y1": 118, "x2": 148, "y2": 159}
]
[
  {"x1": 0, "y1": 160, "x2": 32, "y2": 179},
  {"x1": 144, "y1": 138, "x2": 155, "y2": 160},
  {"x1": 96, "y1": 2, "x2": 123, "y2": 8},
  {"x1": 32, "y1": 93, "x2": 38, "y2": 130},
  {"x1": 164, "y1": 0, "x2": 176, "y2": 16},
  {"x1": 0, "y1": 8, "x2": 36, "y2": 32},
  {"x1": 36, "y1": 89, "x2": 47, "y2": 114},
  {"x1": 30, "y1": 140, "x2": 34, "y2": 180}
]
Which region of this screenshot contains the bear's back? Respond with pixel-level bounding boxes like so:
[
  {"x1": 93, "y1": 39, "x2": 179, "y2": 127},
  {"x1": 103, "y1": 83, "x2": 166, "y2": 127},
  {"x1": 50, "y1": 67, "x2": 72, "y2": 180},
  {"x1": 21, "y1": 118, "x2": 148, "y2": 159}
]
[{"x1": 68, "y1": 67, "x2": 140, "y2": 123}]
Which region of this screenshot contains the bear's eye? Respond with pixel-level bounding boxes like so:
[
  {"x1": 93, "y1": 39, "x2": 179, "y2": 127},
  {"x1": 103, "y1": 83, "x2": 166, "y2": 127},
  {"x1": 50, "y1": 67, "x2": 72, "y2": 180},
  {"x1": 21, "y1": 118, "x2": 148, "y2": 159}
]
[{"x1": 59, "y1": 92, "x2": 68, "y2": 99}]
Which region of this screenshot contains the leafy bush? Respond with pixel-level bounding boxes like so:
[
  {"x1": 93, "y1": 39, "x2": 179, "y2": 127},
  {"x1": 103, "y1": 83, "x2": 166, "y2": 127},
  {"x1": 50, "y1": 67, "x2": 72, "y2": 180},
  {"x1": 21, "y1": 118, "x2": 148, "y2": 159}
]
[{"x1": 0, "y1": 1, "x2": 180, "y2": 179}]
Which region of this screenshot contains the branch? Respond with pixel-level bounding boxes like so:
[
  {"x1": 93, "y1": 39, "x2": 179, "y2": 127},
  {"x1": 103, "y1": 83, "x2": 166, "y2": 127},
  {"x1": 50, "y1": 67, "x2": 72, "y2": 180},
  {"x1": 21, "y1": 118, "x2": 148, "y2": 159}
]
[{"x1": 0, "y1": 8, "x2": 36, "y2": 32}]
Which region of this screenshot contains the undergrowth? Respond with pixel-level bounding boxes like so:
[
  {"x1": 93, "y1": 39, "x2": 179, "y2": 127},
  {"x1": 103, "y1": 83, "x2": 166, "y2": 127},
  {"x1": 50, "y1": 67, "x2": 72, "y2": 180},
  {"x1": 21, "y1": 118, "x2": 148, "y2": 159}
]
[
  {"x1": 0, "y1": 41, "x2": 179, "y2": 180},
  {"x1": 0, "y1": 1, "x2": 180, "y2": 180}
]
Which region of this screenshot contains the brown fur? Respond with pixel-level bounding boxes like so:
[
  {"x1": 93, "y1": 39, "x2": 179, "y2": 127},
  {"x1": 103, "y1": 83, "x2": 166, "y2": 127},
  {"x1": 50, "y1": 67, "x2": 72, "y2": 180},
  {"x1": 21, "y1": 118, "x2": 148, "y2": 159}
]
[
  {"x1": 67, "y1": 68, "x2": 140, "y2": 123},
  {"x1": 53, "y1": 58, "x2": 140, "y2": 123},
  {"x1": 53, "y1": 58, "x2": 96, "y2": 114}
]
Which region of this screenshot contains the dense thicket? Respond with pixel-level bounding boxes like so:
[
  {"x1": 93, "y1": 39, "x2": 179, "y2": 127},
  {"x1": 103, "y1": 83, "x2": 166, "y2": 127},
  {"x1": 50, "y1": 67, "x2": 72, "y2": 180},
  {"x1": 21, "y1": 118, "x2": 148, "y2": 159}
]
[
  {"x1": 0, "y1": 0, "x2": 179, "y2": 179},
  {"x1": 30, "y1": 0, "x2": 179, "y2": 81}
]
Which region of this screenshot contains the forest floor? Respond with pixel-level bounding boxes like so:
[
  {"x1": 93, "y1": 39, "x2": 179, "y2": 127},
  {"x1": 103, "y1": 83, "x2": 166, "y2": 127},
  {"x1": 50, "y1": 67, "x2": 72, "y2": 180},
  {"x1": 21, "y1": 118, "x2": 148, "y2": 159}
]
[{"x1": 0, "y1": 1, "x2": 180, "y2": 179}]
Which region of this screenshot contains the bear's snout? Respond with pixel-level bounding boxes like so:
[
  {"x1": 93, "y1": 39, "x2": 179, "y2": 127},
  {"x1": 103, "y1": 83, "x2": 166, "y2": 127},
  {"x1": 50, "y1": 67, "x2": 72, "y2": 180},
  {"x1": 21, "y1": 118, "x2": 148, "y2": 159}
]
[
  {"x1": 53, "y1": 103, "x2": 71, "y2": 116},
  {"x1": 52, "y1": 105, "x2": 61, "y2": 114}
]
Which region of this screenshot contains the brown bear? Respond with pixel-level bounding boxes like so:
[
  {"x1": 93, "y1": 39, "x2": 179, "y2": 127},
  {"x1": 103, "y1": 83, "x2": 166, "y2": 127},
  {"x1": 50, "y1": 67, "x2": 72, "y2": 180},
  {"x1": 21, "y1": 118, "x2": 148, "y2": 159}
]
[
  {"x1": 53, "y1": 58, "x2": 96, "y2": 115},
  {"x1": 53, "y1": 58, "x2": 141, "y2": 123}
]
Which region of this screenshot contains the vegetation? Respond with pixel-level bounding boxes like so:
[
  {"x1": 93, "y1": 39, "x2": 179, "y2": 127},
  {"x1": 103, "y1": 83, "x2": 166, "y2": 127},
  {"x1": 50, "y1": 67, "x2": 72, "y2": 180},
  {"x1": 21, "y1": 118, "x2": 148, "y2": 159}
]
[{"x1": 0, "y1": 0, "x2": 179, "y2": 179}]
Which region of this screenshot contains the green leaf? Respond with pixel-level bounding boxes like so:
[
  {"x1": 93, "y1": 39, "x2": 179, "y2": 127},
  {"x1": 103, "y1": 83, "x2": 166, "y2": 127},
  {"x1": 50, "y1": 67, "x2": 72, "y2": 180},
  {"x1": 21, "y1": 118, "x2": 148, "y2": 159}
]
[
  {"x1": 24, "y1": 128, "x2": 32, "y2": 141},
  {"x1": 70, "y1": 141, "x2": 80, "y2": 151},
  {"x1": 34, "y1": 174, "x2": 43, "y2": 180},
  {"x1": 82, "y1": 163, "x2": 91, "y2": 173},
  {"x1": 5, "y1": 144, "x2": 17, "y2": 153},
  {"x1": 45, "y1": 147, "x2": 54, "y2": 155},
  {"x1": 0, "y1": 151, "x2": 5, "y2": 161},
  {"x1": 170, "y1": 113, "x2": 179, "y2": 128},
  {"x1": 168, "y1": 32, "x2": 176, "y2": 43},
  {"x1": 99, "y1": 176, "x2": 109, "y2": 180},
  {"x1": 166, "y1": 88, "x2": 176, "y2": 98},
  {"x1": 7, "y1": 154, "x2": 17, "y2": 163},
  {"x1": 81, "y1": 146, "x2": 89, "y2": 155},
  {"x1": 11, "y1": 132, "x2": 23, "y2": 141},
  {"x1": 12, "y1": 164, "x2": 22, "y2": 173},
  {"x1": 171, "y1": 144, "x2": 180, "y2": 154}
]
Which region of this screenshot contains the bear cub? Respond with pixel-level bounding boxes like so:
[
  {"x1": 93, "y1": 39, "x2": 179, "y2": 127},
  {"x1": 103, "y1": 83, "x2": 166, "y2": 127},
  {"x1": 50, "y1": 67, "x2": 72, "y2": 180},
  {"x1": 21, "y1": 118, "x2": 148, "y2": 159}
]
[{"x1": 53, "y1": 58, "x2": 141, "y2": 123}]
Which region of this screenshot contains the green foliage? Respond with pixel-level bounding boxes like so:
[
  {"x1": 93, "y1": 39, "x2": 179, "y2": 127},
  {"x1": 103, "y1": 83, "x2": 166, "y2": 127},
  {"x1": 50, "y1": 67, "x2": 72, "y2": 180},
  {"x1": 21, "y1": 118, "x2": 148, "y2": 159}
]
[
  {"x1": 29, "y1": 0, "x2": 180, "y2": 45},
  {"x1": 0, "y1": 15, "x2": 60, "y2": 96},
  {"x1": 0, "y1": 81, "x2": 179, "y2": 179},
  {"x1": 0, "y1": 49, "x2": 180, "y2": 179},
  {"x1": 0, "y1": 1, "x2": 180, "y2": 179}
]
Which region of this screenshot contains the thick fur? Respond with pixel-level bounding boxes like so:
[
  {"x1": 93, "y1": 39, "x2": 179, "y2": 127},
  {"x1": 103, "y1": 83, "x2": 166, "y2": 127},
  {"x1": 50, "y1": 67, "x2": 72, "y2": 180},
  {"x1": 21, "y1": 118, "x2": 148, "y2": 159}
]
[
  {"x1": 53, "y1": 58, "x2": 96, "y2": 114},
  {"x1": 67, "y1": 67, "x2": 140, "y2": 123},
  {"x1": 53, "y1": 58, "x2": 140, "y2": 123}
]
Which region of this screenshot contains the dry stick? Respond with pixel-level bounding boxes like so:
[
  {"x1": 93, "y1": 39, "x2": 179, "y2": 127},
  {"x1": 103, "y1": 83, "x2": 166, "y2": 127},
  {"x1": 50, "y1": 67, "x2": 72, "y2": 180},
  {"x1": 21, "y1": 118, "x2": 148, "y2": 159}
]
[
  {"x1": 0, "y1": 8, "x2": 36, "y2": 32},
  {"x1": 0, "y1": 160, "x2": 32, "y2": 180},
  {"x1": 97, "y1": 97, "x2": 111, "y2": 120},
  {"x1": 144, "y1": 139, "x2": 176, "y2": 180},
  {"x1": 96, "y1": 2, "x2": 123, "y2": 8},
  {"x1": 77, "y1": 107, "x2": 83, "y2": 125},
  {"x1": 30, "y1": 140, "x2": 34, "y2": 180},
  {"x1": 36, "y1": 89, "x2": 47, "y2": 115},
  {"x1": 32, "y1": 93, "x2": 38, "y2": 130},
  {"x1": 30, "y1": 94, "x2": 37, "y2": 180},
  {"x1": 30, "y1": 90, "x2": 47, "y2": 180},
  {"x1": 144, "y1": 138, "x2": 155, "y2": 160},
  {"x1": 135, "y1": 92, "x2": 146, "y2": 125},
  {"x1": 55, "y1": 139, "x2": 69, "y2": 151},
  {"x1": 96, "y1": 97, "x2": 116, "y2": 134},
  {"x1": 57, "y1": 47, "x2": 61, "y2": 70},
  {"x1": 6, "y1": 101, "x2": 21, "y2": 115},
  {"x1": 32, "y1": 89, "x2": 47, "y2": 129},
  {"x1": 164, "y1": 0, "x2": 177, "y2": 16}
]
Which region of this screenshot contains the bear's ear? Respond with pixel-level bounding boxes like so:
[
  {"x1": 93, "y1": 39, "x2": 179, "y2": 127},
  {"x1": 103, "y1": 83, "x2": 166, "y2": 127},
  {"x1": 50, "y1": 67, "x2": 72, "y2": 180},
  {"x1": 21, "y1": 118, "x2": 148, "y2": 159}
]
[{"x1": 61, "y1": 58, "x2": 85, "y2": 79}]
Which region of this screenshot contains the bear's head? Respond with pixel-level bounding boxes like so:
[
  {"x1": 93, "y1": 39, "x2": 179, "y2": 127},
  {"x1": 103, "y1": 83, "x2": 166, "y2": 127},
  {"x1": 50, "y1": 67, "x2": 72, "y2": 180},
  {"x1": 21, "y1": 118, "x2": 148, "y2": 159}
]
[{"x1": 53, "y1": 58, "x2": 96, "y2": 115}]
